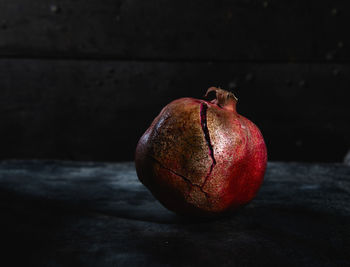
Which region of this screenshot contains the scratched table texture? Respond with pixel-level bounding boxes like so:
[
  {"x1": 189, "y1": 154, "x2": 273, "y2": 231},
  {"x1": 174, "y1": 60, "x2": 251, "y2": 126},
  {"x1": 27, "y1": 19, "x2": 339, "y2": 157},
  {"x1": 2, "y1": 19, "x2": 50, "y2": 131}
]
[{"x1": 0, "y1": 160, "x2": 349, "y2": 267}]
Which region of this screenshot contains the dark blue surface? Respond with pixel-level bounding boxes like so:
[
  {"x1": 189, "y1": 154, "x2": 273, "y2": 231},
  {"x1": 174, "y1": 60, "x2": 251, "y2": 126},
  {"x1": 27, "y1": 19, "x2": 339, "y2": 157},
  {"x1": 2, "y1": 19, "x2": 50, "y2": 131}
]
[{"x1": 1, "y1": 160, "x2": 349, "y2": 266}]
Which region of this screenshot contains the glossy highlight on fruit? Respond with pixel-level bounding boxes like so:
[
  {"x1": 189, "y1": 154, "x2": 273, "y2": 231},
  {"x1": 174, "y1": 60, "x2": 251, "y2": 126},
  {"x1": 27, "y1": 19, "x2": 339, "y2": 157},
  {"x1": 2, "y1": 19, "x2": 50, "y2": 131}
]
[{"x1": 135, "y1": 87, "x2": 267, "y2": 217}]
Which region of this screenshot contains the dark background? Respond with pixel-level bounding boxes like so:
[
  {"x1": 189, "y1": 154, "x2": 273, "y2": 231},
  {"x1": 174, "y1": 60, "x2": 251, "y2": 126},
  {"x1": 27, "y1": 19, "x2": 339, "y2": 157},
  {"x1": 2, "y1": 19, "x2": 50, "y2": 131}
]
[{"x1": 1, "y1": 0, "x2": 349, "y2": 163}]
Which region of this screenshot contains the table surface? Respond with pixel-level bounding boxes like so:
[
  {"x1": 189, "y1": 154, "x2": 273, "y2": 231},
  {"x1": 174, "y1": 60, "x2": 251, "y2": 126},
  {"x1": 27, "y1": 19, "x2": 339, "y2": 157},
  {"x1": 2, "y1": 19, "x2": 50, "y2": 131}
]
[{"x1": 1, "y1": 160, "x2": 349, "y2": 267}]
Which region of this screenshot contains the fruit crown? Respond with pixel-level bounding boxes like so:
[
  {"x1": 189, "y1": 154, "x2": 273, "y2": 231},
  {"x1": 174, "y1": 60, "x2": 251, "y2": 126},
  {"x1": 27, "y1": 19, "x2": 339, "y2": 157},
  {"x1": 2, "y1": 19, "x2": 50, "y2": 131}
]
[{"x1": 205, "y1": 87, "x2": 238, "y2": 112}]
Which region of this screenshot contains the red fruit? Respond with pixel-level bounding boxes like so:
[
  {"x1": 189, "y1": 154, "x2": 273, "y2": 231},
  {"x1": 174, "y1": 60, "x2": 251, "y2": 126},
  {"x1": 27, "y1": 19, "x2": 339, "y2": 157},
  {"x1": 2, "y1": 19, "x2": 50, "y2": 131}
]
[{"x1": 135, "y1": 87, "x2": 267, "y2": 217}]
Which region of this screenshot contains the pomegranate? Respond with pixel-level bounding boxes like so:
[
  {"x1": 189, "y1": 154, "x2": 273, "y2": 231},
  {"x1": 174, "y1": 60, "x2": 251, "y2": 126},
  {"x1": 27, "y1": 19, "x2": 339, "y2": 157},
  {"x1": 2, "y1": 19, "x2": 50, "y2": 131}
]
[{"x1": 135, "y1": 87, "x2": 267, "y2": 217}]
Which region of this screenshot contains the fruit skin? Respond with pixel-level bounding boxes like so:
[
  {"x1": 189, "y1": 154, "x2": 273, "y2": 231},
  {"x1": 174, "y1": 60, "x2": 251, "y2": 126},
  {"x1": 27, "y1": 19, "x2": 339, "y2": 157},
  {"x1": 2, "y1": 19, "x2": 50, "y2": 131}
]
[{"x1": 135, "y1": 87, "x2": 267, "y2": 217}]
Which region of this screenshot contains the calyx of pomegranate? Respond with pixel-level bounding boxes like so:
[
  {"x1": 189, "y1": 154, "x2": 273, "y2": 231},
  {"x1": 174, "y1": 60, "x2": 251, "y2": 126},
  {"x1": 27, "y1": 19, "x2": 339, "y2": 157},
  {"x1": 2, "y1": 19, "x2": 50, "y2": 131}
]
[{"x1": 205, "y1": 87, "x2": 238, "y2": 112}]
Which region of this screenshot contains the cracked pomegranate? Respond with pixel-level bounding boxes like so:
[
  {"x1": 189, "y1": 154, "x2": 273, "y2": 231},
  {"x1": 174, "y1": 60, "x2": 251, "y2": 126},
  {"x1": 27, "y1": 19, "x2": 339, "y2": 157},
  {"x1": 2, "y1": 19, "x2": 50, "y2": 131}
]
[{"x1": 135, "y1": 87, "x2": 267, "y2": 216}]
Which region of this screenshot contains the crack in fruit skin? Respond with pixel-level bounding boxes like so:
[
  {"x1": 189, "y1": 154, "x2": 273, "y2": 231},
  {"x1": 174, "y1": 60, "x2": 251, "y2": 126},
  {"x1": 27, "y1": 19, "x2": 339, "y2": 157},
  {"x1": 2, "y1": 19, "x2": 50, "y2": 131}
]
[
  {"x1": 199, "y1": 102, "x2": 216, "y2": 189},
  {"x1": 135, "y1": 87, "x2": 267, "y2": 216},
  {"x1": 148, "y1": 155, "x2": 210, "y2": 198}
]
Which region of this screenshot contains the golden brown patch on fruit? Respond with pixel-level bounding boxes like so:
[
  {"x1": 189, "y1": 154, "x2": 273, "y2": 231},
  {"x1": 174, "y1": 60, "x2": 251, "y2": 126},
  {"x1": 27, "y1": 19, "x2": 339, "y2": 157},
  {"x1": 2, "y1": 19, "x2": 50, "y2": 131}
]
[{"x1": 147, "y1": 98, "x2": 212, "y2": 187}]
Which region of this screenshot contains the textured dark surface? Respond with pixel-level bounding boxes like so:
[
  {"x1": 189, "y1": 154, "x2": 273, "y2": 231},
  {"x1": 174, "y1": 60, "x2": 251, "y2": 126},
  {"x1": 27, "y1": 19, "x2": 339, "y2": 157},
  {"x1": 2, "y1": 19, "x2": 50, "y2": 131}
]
[
  {"x1": 0, "y1": 59, "x2": 349, "y2": 162},
  {"x1": 0, "y1": 0, "x2": 349, "y2": 61},
  {"x1": 1, "y1": 160, "x2": 349, "y2": 266},
  {"x1": 0, "y1": 0, "x2": 350, "y2": 162}
]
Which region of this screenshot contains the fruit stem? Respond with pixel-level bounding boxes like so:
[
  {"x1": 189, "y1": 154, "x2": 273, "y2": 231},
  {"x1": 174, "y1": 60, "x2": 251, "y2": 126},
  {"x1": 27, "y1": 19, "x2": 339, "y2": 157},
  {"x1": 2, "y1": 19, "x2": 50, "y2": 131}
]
[{"x1": 205, "y1": 87, "x2": 238, "y2": 112}]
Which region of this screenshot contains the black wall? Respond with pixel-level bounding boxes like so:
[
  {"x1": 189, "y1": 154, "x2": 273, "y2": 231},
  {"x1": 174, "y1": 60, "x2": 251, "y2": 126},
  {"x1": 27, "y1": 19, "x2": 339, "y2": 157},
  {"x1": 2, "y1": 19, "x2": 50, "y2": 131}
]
[{"x1": 0, "y1": 0, "x2": 349, "y2": 162}]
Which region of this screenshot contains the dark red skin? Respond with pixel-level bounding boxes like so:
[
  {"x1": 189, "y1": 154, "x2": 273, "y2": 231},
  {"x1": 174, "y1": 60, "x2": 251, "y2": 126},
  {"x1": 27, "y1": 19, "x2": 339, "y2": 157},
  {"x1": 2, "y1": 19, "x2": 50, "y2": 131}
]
[{"x1": 135, "y1": 88, "x2": 267, "y2": 217}]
